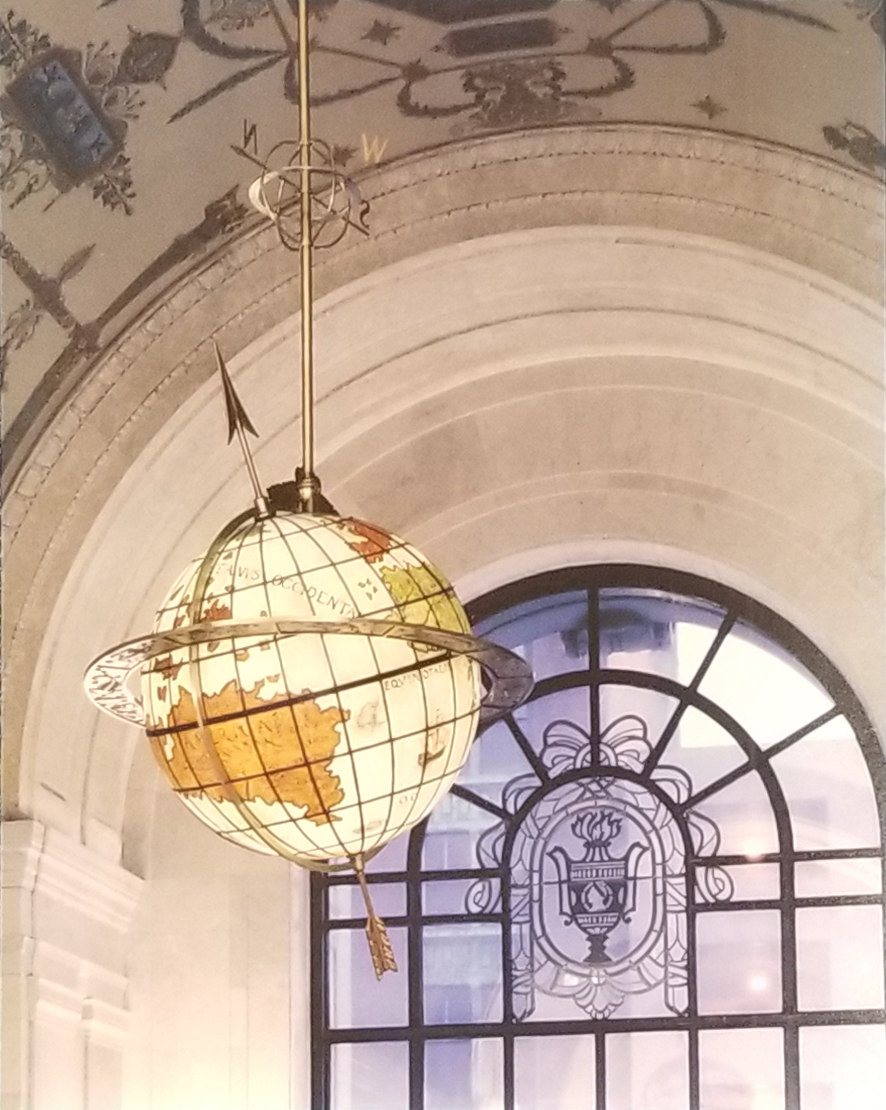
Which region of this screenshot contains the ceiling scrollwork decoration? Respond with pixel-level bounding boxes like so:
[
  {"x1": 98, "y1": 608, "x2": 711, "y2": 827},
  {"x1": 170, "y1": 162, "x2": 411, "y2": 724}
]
[
  {"x1": 0, "y1": 13, "x2": 183, "y2": 215},
  {"x1": 169, "y1": 0, "x2": 841, "y2": 128},
  {"x1": 0, "y1": 0, "x2": 883, "y2": 465}
]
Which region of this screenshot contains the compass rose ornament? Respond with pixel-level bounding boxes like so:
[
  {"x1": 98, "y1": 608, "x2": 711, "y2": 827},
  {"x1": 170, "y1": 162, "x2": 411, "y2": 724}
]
[{"x1": 84, "y1": 0, "x2": 532, "y2": 978}]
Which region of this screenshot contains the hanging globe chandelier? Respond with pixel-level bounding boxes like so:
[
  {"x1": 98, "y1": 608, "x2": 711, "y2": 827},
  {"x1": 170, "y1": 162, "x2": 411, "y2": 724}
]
[{"x1": 84, "y1": 0, "x2": 532, "y2": 977}]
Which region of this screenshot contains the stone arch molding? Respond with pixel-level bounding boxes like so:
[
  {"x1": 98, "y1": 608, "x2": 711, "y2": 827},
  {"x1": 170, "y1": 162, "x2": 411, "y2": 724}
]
[
  {"x1": 1, "y1": 127, "x2": 883, "y2": 857},
  {"x1": 6, "y1": 220, "x2": 882, "y2": 864}
]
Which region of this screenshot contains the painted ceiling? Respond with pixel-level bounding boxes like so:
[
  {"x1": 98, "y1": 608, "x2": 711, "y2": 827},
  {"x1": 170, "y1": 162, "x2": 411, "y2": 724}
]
[{"x1": 1, "y1": 0, "x2": 884, "y2": 459}]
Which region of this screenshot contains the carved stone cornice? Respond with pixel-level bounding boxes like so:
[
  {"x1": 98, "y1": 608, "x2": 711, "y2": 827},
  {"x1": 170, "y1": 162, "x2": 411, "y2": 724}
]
[{"x1": 1, "y1": 820, "x2": 142, "y2": 936}]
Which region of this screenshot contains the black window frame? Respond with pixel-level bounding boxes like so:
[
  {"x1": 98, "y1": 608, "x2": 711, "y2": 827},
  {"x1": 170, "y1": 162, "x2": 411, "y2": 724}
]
[{"x1": 310, "y1": 565, "x2": 886, "y2": 1110}]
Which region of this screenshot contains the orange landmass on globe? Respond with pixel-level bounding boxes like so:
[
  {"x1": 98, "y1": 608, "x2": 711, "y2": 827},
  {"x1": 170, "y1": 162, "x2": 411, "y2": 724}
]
[
  {"x1": 202, "y1": 599, "x2": 232, "y2": 621},
  {"x1": 150, "y1": 679, "x2": 348, "y2": 824},
  {"x1": 201, "y1": 599, "x2": 233, "y2": 651},
  {"x1": 341, "y1": 517, "x2": 395, "y2": 563},
  {"x1": 152, "y1": 654, "x2": 183, "y2": 681}
]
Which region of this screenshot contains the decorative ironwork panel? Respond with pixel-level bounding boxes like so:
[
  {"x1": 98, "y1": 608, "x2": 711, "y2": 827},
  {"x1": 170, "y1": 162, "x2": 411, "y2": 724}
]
[{"x1": 467, "y1": 715, "x2": 731, "y2": 1021}]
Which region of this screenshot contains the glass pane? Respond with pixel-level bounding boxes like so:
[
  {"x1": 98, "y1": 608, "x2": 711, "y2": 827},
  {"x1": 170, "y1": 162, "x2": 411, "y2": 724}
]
[
  {"x1": 599, "y1": 686, "x2": 679, "y2": 756},
  {"x1": 504, "y1": 769, "x2": 692, "y2": 1022},
  {"x1": 800, "y1": 1024, "x2": 886, "y2": 1110},
  {"x1": 457, "y1": 719, "x2": 537, "y2": 807},
  {"x1": 600, "y1": 595, "x2": 677, "y2": 676},
  {"x1": 770, "y1": 723, "x2": 881, "y2": 850},
  {"x1": 665, "y1": 705, "x2": 748, "y2": 796},
  {"x1": 674, "y1": 616, "x2": 725, "y2": 685},
  {"x1": 696, "y1": 911, "x2": 782, "y2": 1015},
  {"x1": 424, "y1": 924, "x2": 502, "y2": 1024},
  {"x1": 425, "y1": 1038, "x2": 503, "y2": 1110},
  {"x1": 519, "y1": 968, "x2": 679, "y2": 1024},
  {"x1": 331, "y1": 1041, "x2": 409, "y2": 1110},
  {"x1": 329, "y1": 927, "x2": 408, "y2": 1028},
  {"x1": 519, "y1": 688, "x2": 591, "y2": 758},
  {"x1": 515, "y1": 1035, "x2": 595, "y2": 1110},
  {"x1": 795, "y1": 857, "x2": 882, "y2": 898},
  {"x1": 688, "y1": 771, "x2": 779, "y2": 858},
  {"x1": 796, "y1": 905, "x2": 885, "y2": 1011},
  {"x1": 365, "y1": 834, "x2": 407, "y2": 874},
  {"x1": 421, "y1": 792, "x2": 500, "y2": 871},
  {"x1": 329, "y1": 882, "x2": 405, "y2": 920},
  {"x1": 475, "y1": 591, "x2": 588, "y2": 681},
  {"x1": 699, "y1": 1028, "x2": 784, "y2": 1110},
  {"x1": 698, "y1": 621, "x2": 834, "y2": 749},
  {"x1": 423, "y1": 877, "x2": 501, "y2": 916},
  {"x1": 599, "y1": 588, "x2": 725, "y2": 683},
  {"x1": 607, "y1": 1030, "x2": 688, "y2": 1110},
  {"x1": 696, "y1": 862, "x2": 780, "y2": 903}
]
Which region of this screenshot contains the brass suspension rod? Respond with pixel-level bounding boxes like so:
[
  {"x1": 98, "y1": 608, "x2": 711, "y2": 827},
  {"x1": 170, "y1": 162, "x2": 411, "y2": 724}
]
[{"x1": 297, "y1": 0, "x2": 317, "y2": 509}]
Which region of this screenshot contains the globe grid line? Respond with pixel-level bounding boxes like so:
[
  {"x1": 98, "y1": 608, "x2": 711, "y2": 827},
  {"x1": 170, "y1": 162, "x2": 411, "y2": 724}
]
[
  {"x1": 264, "y1": 520, "x2": 387, "y2": 859},
  {"x1": 298, "y1": 510, "x2": 464, "y2": 847},
  {"x1": 242, "y1": 531, "x2": 325, "y2": 835}
]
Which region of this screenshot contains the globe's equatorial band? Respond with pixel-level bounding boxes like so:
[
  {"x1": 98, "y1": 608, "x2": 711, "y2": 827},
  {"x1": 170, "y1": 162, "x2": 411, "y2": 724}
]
[
  {"x1": 84, "y1": 616, "x2": 534, "y2": 729},
  {"x1": 147, "y1": 640, "x2": 478, "y2": 864}
]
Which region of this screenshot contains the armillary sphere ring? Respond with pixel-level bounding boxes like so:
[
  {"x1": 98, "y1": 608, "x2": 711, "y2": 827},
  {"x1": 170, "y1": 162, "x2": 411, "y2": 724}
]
[
  {"x1": 84, "y1": 616, "x2": 534, "y2": 730},
  {"x1": 246, "y1": 138, "x2": 363, "y2": 250}
]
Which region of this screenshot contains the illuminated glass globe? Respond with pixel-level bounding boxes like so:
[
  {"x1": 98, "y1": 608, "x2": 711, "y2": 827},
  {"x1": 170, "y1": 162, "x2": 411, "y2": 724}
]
[{"x1": 140, "y1": 511, "x2": 482, "y2": 867}]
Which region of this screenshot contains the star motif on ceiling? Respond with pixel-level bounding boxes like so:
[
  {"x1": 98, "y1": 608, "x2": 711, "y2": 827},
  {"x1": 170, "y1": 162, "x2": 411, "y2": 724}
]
[
  {"x1": 362, "y1": 20, "x2": 401, "y2": 46},
  {"x1": 331, "y1": 144, "x2": 357, "y2": 166},
  {"x1": 691, "y1": 95, "x2": 726, "y2": 120},
  {"x1": 585, "y1": 36, "x2": 615, "y2": 57},
  {"x1": 308, "y1": 0, "x2": 336, "y2": 22},
  {"x1": 401, "y1": 59, "x2": 430, "y2": 83}
]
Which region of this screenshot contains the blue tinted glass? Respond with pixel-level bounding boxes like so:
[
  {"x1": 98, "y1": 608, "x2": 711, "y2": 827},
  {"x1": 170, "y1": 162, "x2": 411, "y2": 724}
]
[
  {"x1": 425, "y1": 1039, "x2": 503, "y2": 1110},
  {"x1": 328, "y1": 881, "x2": 406, "y2": 920},
  {"x1": 365, "y1": 834, "x2": 407, "y2": 874},
  {"x1": 476, "y1": 591, "x2": 588, "y2": 680},
  {"x1": 331, "y1": 1041, "x2": 409, "y2": 1109},
  {"x1": 599, "y1": 588, "x2": 725, "y2": 680},
  {"x1": 421, "y1": 792, "x2": 500, "y2": 871},
  {"x1": 423, "y1": 877, "x2": 502, "y2": 916},
  {"x1": 423, "y1": 923, "x2": 502, "y2": 1024},
  {"x1": 329, "y1": 927, "x2": 408, "y2": 1028},
  {"x1": 455, "y1": 718, "x2": 538, "y2": 806}
]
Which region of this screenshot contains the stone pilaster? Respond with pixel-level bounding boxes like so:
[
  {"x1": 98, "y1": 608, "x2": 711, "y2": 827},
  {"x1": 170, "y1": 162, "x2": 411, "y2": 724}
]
[{"x1": 1, "y1": 821, "x2": 142, "y2": 1110}]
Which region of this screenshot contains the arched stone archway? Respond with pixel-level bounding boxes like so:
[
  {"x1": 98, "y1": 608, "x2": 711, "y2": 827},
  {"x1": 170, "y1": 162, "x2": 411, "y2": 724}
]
[{"x1": 1, "y1": 127, "x2": 882, "y2": 1110}]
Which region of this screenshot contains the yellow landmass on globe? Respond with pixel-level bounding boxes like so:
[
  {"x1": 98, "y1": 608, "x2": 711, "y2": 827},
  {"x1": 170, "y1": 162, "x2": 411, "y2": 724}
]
[
  {"x1": 151, "y1": 679, "x2": 348, "y2": 824},
  {"x1": 379, "y1": 564, "x2": 470, "y2": 633}
]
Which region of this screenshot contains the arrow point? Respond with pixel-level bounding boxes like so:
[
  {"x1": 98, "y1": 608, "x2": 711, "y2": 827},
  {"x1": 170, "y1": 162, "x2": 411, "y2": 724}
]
[{"x1": 214, "y1": 341, "x2": 258, "y2": 442}]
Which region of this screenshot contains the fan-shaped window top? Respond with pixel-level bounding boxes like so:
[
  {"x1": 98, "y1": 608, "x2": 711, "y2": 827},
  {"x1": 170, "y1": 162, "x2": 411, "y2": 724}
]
[{"x1": 312, "y1": 568, "x2": 886, "y2": 1110}]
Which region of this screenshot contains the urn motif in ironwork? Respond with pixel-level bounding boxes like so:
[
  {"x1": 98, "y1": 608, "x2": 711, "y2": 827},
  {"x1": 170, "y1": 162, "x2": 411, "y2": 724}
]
[{"x1": 551, "y1": 809, "x2": 645, "y2": 964}]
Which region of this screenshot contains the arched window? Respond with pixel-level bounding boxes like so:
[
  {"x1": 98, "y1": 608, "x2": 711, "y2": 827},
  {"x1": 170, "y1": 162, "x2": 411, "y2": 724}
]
[{"x1": 311, "y1": 567, "x2": 886, "y2": 1110}]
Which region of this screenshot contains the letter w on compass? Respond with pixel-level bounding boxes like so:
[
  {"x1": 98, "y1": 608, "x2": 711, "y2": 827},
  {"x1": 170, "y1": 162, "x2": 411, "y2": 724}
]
[{"x1": 550, "y1": 809, "x2": 646, "y2": 965}]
